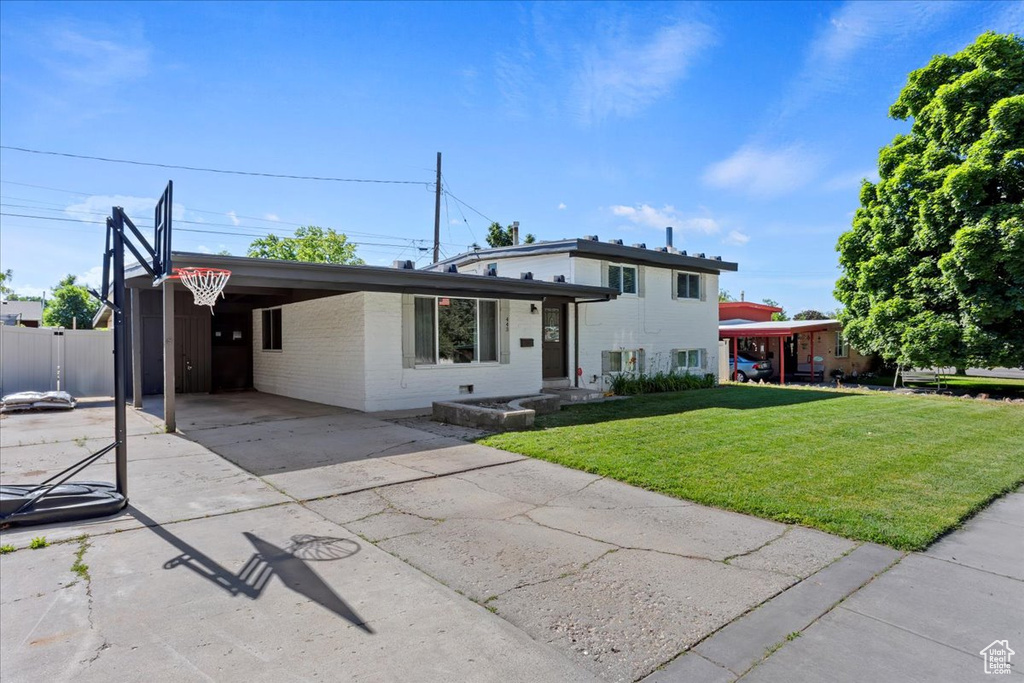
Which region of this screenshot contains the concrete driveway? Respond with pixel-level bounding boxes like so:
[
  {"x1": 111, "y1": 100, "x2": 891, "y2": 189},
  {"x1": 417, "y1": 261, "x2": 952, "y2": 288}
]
[{"x1": 2, "y1": 392, "x2": 894, "y2": 682}]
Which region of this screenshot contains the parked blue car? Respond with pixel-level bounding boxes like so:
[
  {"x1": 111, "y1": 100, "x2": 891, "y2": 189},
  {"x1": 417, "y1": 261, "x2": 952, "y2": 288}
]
[{"x1": 728, "y1": 352, "x2": 773, "y2": 382}]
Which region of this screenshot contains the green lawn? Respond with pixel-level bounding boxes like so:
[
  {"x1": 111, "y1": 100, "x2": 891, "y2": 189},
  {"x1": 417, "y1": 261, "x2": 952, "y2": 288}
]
[
  {"x1": 854, "y1": 374, "x2": 1024, "y2": 398},
  {"x1": 480, "y1": 385, "x2": 1024, "y2": 550}
]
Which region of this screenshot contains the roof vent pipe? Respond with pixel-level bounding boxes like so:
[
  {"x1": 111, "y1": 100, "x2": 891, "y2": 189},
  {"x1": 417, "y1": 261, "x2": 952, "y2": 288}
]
[
  {"x1": 512, "y1": 221, "x2": 520, "y2": 245},
  {"x1": 583, "y1": 235, "x2": 599, "y2": 241},
  {"x1": 393, "y1": 259, "x2": 415, "y2": 269},
  {"x1": 520, "y1": 272, "x2": 533, "y2": 280},
  {"x1": 666, "y1": 226, "x2": 673, "y2": 248}
]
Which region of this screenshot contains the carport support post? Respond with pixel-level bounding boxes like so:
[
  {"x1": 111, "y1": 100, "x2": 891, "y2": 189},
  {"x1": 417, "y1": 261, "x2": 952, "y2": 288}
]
[
  {"x1": 810, "y1": 333, "x2": 815, "y2": 382},
  {"x1": 131, "y1": 287, "x2": 143, "y2": 408},
  {"x1": 780, "y1": 336, "x2": 786, "y2": 385},
  {"x1": 732, "y1": 336, "x2": 738, "y2": 381},
  {"x1": 162, "y1": 280, "x2": 176, "y2": 432}
]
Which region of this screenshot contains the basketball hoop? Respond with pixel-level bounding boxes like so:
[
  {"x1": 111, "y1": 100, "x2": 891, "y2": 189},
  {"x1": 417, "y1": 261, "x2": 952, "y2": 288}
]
[{"x1": 170, "y1": 267, "x2": 231, "y2": 311}]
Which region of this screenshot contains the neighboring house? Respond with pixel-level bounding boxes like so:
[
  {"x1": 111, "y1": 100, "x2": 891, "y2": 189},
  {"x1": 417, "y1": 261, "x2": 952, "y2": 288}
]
[
  {"x1": 719, "y1": 302, "x2": 875, "y2": 382},
  {"x1": 0, "y1": 300, "x2": 43, "y2": 327},
  {"x1": 100, "y1": 253, "x2": 619, "y2": 412},
  {"x1": 426, "y1": 232, "x2": 738, "y2": 391}
]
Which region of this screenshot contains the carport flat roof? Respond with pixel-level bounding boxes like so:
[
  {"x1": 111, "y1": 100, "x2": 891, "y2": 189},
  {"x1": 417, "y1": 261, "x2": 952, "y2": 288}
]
[
  {"x1": 124, "y1": 251, "x2": 619, "y2": 302},
  {"x1": 719, "y1": 319, "x2": 841, "y2": 337}
]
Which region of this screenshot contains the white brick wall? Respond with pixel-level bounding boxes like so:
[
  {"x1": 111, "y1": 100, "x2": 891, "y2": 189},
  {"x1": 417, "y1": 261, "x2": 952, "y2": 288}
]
[
  {"x1": 253, "y1": 291, "x2": 543, "y2": 412},
  {"x1": 359, "y1": 292, "x2": 542, "y2": 412},
  {"x1": 253, "y1": 293, "x2": 366, "y2": 409}
]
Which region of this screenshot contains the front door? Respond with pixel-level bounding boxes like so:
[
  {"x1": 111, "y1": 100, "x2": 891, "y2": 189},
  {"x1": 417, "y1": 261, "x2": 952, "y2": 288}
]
[
  {"x1": 542, "y1": 302, "x2": 567, "y2": 379},
  {"x1": 174, "y1": 315, "x2": 211, "y2": 393}
]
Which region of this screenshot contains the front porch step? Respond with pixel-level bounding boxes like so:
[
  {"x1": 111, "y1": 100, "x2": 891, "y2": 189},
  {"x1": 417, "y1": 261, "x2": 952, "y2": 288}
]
[{"x1": 543, "y1": 387, "x2": 606, "y2": 404}]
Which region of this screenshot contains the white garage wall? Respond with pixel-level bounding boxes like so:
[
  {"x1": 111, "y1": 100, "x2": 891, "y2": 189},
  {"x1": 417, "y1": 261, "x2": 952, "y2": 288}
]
[
  {"x1": 252, "y1": 291, "x2": 544, "y2": 412},
  {"x1": 253, "y1": 293, "x2": 366, "y2": 409}
]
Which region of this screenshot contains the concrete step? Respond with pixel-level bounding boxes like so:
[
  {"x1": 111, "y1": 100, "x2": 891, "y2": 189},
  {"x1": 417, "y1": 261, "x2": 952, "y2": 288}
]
[{"x1": 543, "y1": 387, "x2": 606, "y2": 404}]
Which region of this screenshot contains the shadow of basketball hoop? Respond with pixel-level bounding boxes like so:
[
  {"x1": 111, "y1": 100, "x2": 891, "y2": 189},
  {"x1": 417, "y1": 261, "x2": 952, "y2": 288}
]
[
  {"x1": 132, "y1": 507, "x2": 373, "y2": 633},
  {"x1": 286, "y1": 534, "x2": 360, "y2": 561}
]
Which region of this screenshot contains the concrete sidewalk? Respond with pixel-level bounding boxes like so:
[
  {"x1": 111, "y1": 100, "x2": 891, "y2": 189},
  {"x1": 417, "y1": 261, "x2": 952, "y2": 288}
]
[{"x1": 649, "y1": 490, "x2": 1023, "y2": 682}]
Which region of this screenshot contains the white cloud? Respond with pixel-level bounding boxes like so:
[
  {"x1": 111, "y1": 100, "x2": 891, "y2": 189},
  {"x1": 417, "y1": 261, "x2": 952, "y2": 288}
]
[
  {"x1": 781, "y1": 1, "x2": 956, "y2": 117},
  {"x1": 78, "y1": 265, "x2": 104, "y2": 289},
  {"x1": 703, "y1": 145, "x2": 821, "y2": 198},
  {"x1": 227, "y1": 211, "x2": 240, "y2": 226},
  {"x1": 12, "y1": 285, "x2": 48, "y2": 299},
  {"x1": 42, "y1": 26, "x2": 150, "y2": 87},
  {"x1": 65, "y1": 195, "x2": 186, "y2": 226},
  {"x1": 609, "y1": 204, "x2": 720, "y2": 234},
  {"x1": 264, "y1": 213, "x2": 280, "y2": 222},
  {"x1": 196, "y1": 245, "x2": 213, "y2": 254},
  {"x1": 573, "y1": 19, "x2": 714, "y2": 125},
  {"x1": 824, "y1": 168, "x2": 879, "y2": 192},
  {"x1": 557, "y1": 202, "x2": 567, "y2": 210},
  {"x1": 723, "y1": 230, "x2": 750, "y2": 246}
]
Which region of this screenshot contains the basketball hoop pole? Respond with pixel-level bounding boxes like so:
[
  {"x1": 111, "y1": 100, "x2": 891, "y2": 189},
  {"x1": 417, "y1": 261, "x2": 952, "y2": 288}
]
[{"x1": 110, "y1": 211, "x2": 128, "y2": 498}]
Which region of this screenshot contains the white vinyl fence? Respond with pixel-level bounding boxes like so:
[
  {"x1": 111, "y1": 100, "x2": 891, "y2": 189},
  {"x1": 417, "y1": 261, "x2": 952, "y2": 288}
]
[{"x1": 0, "y1": 326, "x2": 113, "y2": 397}]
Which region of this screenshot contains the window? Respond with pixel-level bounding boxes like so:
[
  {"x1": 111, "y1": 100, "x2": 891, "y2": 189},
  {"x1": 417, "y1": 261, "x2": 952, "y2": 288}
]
[
  {"x1": 676, "y1": 348, "x2": 703, "y2": 372},
  {"x1": 676, "y1": 272, "x2": 701, "y2": 300},
  {"x1": 603, "y1": 349, "x2": 639, "y2": 374},
  {"x1": 414, "y1": 296, "x2": 499, "y2": 365},
  {"x1": 261, "y1": 308, "x2": 282, "y2": 350},
  {"x1": 608, "y1": 264, "x2": 638, "y2": 294},
  {"x1": 835, "y1": 332, "x2": 849, "y2": 358}
]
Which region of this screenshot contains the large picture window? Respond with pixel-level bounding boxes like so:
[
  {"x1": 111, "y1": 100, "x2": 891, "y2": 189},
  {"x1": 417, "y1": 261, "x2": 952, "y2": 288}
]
[
  {"x1": 676, "y1": 272, "x2": 701, "y2": 300},
  {"x1": 414, "y1": 296, "x2": 499, "y2": 365},
  {"x1": 261, "y1": 308, "x2": 282, "y2": 350},
  {"x1": 608, "y1": 264, "x2": 638, "y2": 295}
]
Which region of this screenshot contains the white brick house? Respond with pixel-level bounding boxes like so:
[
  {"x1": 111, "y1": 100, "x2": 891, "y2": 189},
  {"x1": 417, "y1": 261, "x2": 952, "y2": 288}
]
[
  {"x1": 117, "y1": 253, "x2": 618, "y2": 414},
  {"x1": 426, "y1": 236, "x2": 738, "y2": 393}
]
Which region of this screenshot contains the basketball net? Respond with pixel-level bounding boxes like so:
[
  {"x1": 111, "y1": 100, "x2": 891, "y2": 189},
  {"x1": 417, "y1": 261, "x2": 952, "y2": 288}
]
[{"x1": 172, "y1": 267, "x2": 231, "y2": 312}]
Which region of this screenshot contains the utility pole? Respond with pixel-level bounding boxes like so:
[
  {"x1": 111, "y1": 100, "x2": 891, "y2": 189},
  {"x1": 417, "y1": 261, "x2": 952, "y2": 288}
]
[{"x1": 433, "y1": 152, "x2": 442, "y2": 263}]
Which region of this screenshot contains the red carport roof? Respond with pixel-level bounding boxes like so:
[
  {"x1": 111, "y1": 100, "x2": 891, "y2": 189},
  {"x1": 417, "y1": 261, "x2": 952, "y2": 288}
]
[{"x1": 718, "y1": 319, "x2": 841, "y2": 337}]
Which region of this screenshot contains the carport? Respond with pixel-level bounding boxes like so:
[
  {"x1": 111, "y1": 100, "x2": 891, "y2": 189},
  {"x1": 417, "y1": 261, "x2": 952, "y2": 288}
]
[
  {"x1": 99, "y1": 252, "x2": 615, "y2": 431},
  {"x1": 720, "y1": 319, "x2": 841, "y2": 384}
]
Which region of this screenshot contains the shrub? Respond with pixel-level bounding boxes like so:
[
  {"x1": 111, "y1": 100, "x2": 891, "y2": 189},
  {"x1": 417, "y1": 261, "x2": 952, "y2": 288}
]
[{"x1": 610, "y1": 371, "x2": 716, "y2": 396}]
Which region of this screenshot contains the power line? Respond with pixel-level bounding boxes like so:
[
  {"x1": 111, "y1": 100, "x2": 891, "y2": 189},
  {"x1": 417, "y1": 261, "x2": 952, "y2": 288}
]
[
  {"x1": 0, "y1": 212, "x2": 457, "y2": 252},
  {"x1": 1, "y1": 146, "x2": 432, "y2": 186},
  {"x1": 0, "y1": 187, "x2": 468, "y2": 246},
  {"x1": 442, "y1": 189, "x2": 495, "y2": 225}
]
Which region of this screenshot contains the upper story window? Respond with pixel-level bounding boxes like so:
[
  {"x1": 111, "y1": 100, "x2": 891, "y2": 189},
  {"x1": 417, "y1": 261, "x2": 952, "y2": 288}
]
[
  {"x1": 676, "y1": 272, "x2": 701, "y2": 300},
  {"x1": 608, "y1": 264, "x2": 638, "y2": 295},
  {"x1": 414, "y1": 296, "x2": 499, "y2": 365}
]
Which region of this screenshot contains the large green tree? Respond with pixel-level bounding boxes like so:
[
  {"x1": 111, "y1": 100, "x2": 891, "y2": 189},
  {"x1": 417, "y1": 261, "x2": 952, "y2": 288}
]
[
  {"x1": 485, "y1": 222, "x2": 536, "y2": 248},
  {"x1": 836, "y1": 32, "x2": 1024, "y2": 369},
  {"x1": 247, "y1": 225, "x2": 363, "y2": 264},
  {"x1": 43, "y1": 275, "x2": 100, "y2": 329},
  {"x1": 0, "y1": 269, "x2": 12, "y2": 298}
]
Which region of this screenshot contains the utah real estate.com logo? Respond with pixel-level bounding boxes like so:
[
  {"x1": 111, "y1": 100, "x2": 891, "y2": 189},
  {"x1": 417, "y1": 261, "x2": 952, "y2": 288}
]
[{"x1": 980, "y1": 640, "x2": 1015, "y2": 675}]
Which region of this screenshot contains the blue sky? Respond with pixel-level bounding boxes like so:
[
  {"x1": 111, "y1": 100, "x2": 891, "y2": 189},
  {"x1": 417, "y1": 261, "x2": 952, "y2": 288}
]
[{"x1": 1, "y1": 1, "x2": 1020, "y2": 313}]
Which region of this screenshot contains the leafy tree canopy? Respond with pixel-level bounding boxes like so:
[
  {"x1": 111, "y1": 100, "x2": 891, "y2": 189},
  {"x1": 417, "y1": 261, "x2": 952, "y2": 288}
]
[
  {"x1": 0, "y1": 269, "x2": 12, "y2": 298},
  {"x1": 247, "y1": 226, "x2": 363, "y2": 264},
  {"x1": 43, "y1": 274, "x2": 100, "y2": 329},
  {"x1": 762, "y1": 298, "x2": 789, "y2": 321},
  {"x1": 719, "y1": 289, "x2": 736, "y2": 302},
  {"x1": 485, "y1": 222, "x2": 536, "y2": 248},
  {"x1": 793, "y1": 309, "x2": 830, "y2": 320},
  {"x1": 835, "y1": 32, "x2": 1024, "y2": 368}
]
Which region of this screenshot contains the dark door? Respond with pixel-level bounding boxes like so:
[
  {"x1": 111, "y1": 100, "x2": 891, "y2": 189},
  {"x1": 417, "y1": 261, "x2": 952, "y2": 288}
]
[
  {"x1": 542, "y1": 302, "x2": 567, "y2": 379},
  {"x1": 175, "y1": 315, "x2": 211, "y2": 393},
  {"x1": 211, "y1": 311, "x2": 253, "y2": 392}
]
